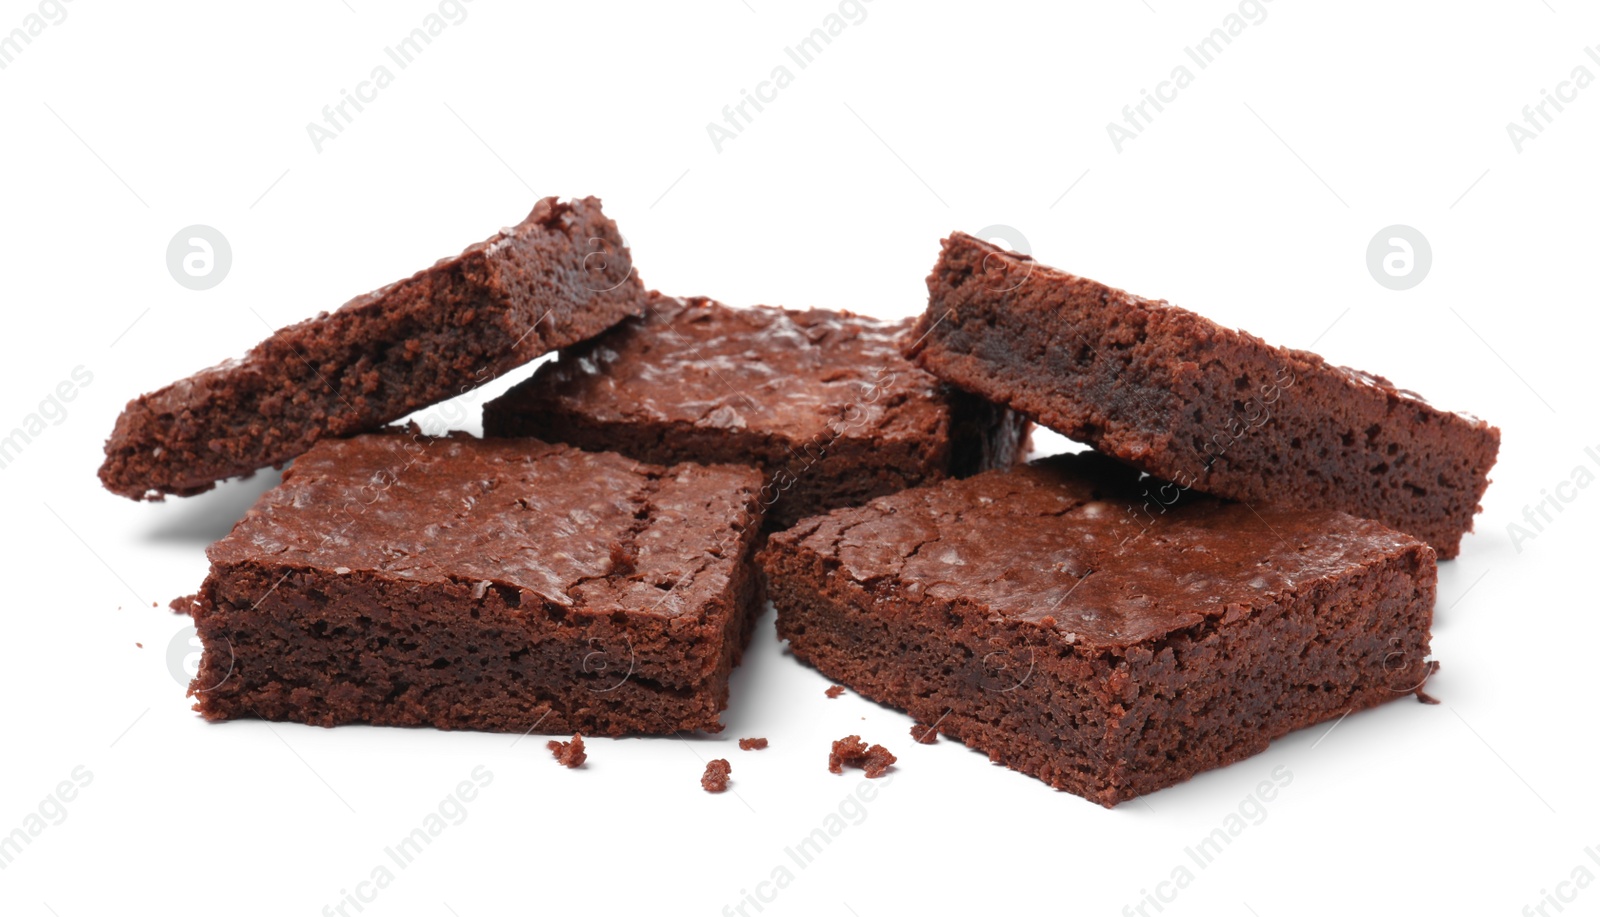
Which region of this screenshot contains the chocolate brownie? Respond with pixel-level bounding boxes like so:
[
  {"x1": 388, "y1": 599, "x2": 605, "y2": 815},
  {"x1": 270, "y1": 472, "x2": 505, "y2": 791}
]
[
  {"x1": 701, "y1": 759, "x2": 732, "y2": 793},
  {"x1": 482, "y1": 294, "x2": 1028, "y2": 529},
  {"x1": 828, "y1": 736, "x2": 895, "y2": 777},
  {"x1": 738, "y1": 737, "x2": 768, "y2": 751},
  {"x1": 905, "y1": 232, "x2": 1500, "y2": 558},
  {"x1": 548, "y1": 735, "x2": 586, "y2": 768},
  {"x1": 761, "y1": 451, "x2": 1438, "y2": 806},
  {"x1": 101, "y1": 197, "x2": 644, "y2": 500},
  {"x1": 186, "y1": 430, "x2": 765, "y2": 735}
]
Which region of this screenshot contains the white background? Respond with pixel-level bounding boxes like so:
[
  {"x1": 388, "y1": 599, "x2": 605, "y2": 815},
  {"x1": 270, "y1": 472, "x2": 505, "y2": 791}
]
[{"x1": 2, "y1": 1, "x2": 1597, "y2": 914}]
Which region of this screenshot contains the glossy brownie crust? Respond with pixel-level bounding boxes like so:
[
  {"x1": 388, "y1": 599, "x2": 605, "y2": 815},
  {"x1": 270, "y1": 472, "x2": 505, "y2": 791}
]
[
  {"x1": 906, "y1": 232, "x2": 1499, "y2": 558},
  {"x1": 483, "y1": 294, "x2": 1027, "y2": 529},
  {"x1": 188, "y1": 432, "x2": 765, "y2": 736},
  {"x1": 761, "y1": 452, "x2": 1437, "y2": 806},
  {"x1": 101, "y1": 197, "x2": 644, "y2": 500}
]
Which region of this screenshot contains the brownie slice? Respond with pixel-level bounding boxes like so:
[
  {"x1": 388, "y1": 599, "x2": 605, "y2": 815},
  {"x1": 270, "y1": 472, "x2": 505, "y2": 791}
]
[
  {"x1": 483, "y1": 293, "x2": 1027, "y2": 529},
  {"x1": 760, "y1": 451, "x2": 1438, "y2": 806},
  {"x1": 905, "y1": 232, "x2": 1500, "y2": 558},
  {"x1": 186, "y1": 431, "x2": 765, "y2": 736},
  {"x1": 101, "y1": 197, "x2": 644, "y2": 500}
]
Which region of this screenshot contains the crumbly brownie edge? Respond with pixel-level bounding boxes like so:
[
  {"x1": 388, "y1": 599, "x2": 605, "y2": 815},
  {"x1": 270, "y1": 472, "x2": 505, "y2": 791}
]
[
  {"x1": 761, "y1": 529, "x2": 1437, "y2": 806},
  {"x1": 907, "y1": 232, "x2": 1499, "y2": 558},
  {"x1": 100, "y1": 197, "x2": 644, "y2": 501}
]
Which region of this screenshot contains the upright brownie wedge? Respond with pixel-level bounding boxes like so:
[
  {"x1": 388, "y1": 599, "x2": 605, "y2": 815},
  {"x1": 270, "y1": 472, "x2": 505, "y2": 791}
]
[
  {"x1": 101, "y1": 197, "x2": 644, "y2": 500},
  {"x1": 186, "y1": 431, "x2": 765, "y2": 735},
  {"x1": 483, "y1": 293, "x2": 1027, "y2": 528},
  {"x1": 761, "y1": 451, "x2": 1438, "y2": 806},
  {"x1": 905, "y1": 232, "x2": 1500, "y2": 558}
]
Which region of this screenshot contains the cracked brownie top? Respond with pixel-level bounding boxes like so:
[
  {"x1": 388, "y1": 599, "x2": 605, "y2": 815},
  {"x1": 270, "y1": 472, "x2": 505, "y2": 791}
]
[
  {"x1": 769, "y1": 450, "x2": 1429, "y2": 649},
  {"x1": 491, "y1": 293, "x2": 951, "y2": 446},
  {"x1": 206, "y1": 430, "x2": 764, "y2": 616}
]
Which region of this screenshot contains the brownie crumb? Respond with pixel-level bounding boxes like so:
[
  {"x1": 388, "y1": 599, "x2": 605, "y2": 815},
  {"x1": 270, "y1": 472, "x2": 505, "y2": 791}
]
[
  {"x1": 1414, "y1": 660, "x2": 1442, "y2": 705},
  {"x1": 828, "y1": 735, "x2": 896, "y2": 778},
  {"x1": 135, "y1": 642, "x2": 144, "y2": 649},
  {"x1": 168, "y1": 595, "x2": 195, "y2": 616},
  {"x1": 738, "y1": 737, "x2": 769, "y2": 751},
  {"x1": 825, "y1": 685, "x2": 845, "y2": 698},
  {"x1": 701, "y1": 758, "x2": 732, "y2": 793},
  {"x1": 910, "y1": 723, "x2": 939, "y2": 745},
  {"x1": 547, "y1": 734, "x2": 587, "y2": 768}
]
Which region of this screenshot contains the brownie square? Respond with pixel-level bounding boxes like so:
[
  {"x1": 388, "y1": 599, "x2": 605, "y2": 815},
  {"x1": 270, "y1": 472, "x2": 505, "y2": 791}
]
[
  {"x1": 760, "y1": 451, "x2": 1438, "y2": 806},
  {"x1": 187, "y1": 431, "x2": 765, "y2": 736},
  {"x1": 482, "y1": 293, "x2": 1028, "y2": 529},
  {"x1": 101, "y1": 197, "x2": 645, "y2": 501},
  {"x1": 905, "y1": 232, "x2": 1500, "y2": 558}
]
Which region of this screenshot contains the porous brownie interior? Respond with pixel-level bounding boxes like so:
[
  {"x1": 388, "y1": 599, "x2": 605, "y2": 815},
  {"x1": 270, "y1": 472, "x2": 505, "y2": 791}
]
[
  {"x1": 194, "y1": 544, "x2": 762, "y2": 735},
  {"x1": 910, "y1": 232, "x2": 1499, "y2": 557}
]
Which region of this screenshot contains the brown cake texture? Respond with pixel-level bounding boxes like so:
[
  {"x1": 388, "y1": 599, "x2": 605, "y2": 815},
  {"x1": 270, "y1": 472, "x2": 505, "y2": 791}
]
[
  {"x1": 762, "y1": 451, "x2": 1438, "y2": 806},
  {"x1": 186, "y1": 430, "x2": 765, "y2": 736},
  {"x1": 828, "y1": 736, "x2": 896, "y2": 778},
  {"x1": 738, "y1": 737, "x2": 769, "y2": 751},
  {"x1": 101, "y1": 197, "x2": 644, "y2": 501},
  {"x1": 701, "y1": 759, "x2": 732, "y2": 793},
  {"x1": 483, "y1": 293, "x2": 1028, "y2": 529},
  {"x1": 548, "y1": 735, "x2": 587, "y2": 768},
  {"x1": 905, "y1": 232, "x2": 1500, "y2": 558}
]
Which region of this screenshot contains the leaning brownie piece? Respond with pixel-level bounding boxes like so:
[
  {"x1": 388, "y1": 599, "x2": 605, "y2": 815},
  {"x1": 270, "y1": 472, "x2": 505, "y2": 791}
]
[
  {"x1": 100, "y1": 197, "x2": 644, "y2": 500},
  {"x1": 187, "y1": 431, "x2": 764, "y2": 735},
  {"x1": 905, "y1": 232, "x2": 1499, "y2": 558},
  {"x1": 483, "y1": 293, "x2": 1027, "y2": 529},
  {"x1": 761, "y1": 451, "x2": 1437, "y2": 806}
]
